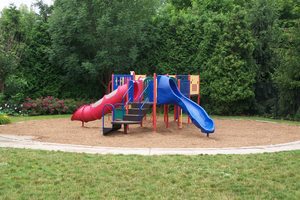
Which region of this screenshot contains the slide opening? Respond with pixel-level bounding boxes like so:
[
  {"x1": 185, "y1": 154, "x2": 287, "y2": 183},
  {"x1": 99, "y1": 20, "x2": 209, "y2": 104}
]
[{"x1": 169, "y1": 78, "x2": 181, "y2": 97}]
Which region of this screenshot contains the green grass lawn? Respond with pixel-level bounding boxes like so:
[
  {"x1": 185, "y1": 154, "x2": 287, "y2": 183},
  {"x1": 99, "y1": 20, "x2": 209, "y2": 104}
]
[
  {"x1": 212, "y1": 115, "x2": 300, "y2": 126},
  {"x1": 10, "y1": 114, "x2": 71, "y2": 123},
  {"x1": 0, "y1": 149, "x2": 299, "y2": 199}
]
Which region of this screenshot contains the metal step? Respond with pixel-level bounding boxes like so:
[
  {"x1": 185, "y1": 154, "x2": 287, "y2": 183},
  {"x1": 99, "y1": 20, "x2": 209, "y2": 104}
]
[
  {"x1": 111, "y1": 120, "x2": 142, "y2": 134},
  {"x1": 128, "y1": 108, "x2": 149, "y2": 115},
  {"x1": 129, "y1": 102, "x2": 153, "y2": 109},
  {"x1": 123, "y1": 114, "x2": 143, "y2": 121},
  {"x1": 111, "y1": 120, "x2": 141, "y2": 125}
]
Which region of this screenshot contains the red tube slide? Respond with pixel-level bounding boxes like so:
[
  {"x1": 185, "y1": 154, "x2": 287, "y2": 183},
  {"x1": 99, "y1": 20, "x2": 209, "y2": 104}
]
[{"x1": 71, "y1": 81, "x2": 142, "y2": 122}]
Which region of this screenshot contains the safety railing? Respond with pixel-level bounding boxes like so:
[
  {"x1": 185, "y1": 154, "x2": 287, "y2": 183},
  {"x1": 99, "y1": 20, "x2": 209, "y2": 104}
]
[
  {"x1": 122, "y1": 83, "x2": 134, "y2": 115},
  {"x1": 137, "y1": 83, "x2": 150, "y2": 104},
  {"x1": 102, "y1": 104, "x2": 115, "y2": 132}
]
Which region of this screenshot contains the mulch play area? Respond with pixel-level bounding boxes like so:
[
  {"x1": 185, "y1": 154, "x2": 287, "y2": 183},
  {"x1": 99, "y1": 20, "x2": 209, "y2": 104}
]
[{"x1": 0, "y1": 116, "x2": 299, "y2": 148}]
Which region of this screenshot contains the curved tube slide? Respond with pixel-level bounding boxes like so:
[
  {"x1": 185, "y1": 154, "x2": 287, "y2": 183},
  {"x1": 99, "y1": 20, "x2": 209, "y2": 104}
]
[
  {"x1": 157, "y1": 75, "x2": 215, "y2": 134},
  {"x1": 71, "y1": 81, "x2": 142, "y2": 122}
]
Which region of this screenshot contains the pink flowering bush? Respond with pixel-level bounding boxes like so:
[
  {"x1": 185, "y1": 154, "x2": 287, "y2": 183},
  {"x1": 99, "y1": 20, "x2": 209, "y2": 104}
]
[{"x1": 22, "y1": 97, "x2": 86, "y2": 115}]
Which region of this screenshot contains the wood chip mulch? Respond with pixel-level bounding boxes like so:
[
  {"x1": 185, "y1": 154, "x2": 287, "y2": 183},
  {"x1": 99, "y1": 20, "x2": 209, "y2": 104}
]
[{"x1": 0, "y1": 116, "x2": 299, "y2": 148}]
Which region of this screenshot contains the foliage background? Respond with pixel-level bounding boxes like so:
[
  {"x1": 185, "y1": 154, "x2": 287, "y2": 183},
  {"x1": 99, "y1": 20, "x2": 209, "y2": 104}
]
[{"x1": 0, "y1": 0, "x2": 299, "y2": 119}]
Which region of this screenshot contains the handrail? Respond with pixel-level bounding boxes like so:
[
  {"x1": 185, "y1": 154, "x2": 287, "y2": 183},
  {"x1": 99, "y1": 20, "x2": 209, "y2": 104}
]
[
  {"x1": 138, "y1": 97, "x2": 150, "y2": 118},
  {"x1": 122, "y1": 84, "x2": 134, "y2": 100},
  {"x1": 121, "y1": 83, "x2": 134, "y2": 116},
  {"x1": 102, "y1": 104, "x2": 115, "y2": 119},
  {"x1": 136, "y1": 81, "x2": 153, "y2": 117},
  {"x1": 141, "y1": 98, "x2": 150, "y2": 109},
  {"x1": 138, "y1": 83, "x2": 150, "y2": 103},
  {"x1": 102, "y1": 104, "x2": 115, "y2": 132}
]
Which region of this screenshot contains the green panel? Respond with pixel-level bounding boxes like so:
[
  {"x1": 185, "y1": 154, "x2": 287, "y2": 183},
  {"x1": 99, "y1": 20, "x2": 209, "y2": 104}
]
[{"x1": 114, "y1": 108, "x2": 124, "y2": 120}]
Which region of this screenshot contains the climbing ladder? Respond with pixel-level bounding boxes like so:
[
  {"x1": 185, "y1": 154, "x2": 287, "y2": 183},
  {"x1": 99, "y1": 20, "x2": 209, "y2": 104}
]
[
  {"x1": 110, "y1": 102, "x2": 152, "y2": 134},
  {"x1": 102, "y1": 102, "x2": 152, "y2": 135},
  {"x1": 102, "y1": 79, "x2": 153, "y2": 135}
]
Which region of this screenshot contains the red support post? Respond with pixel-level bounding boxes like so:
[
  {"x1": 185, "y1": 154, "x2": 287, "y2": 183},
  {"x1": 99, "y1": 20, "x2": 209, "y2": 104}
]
[
  {"x1": 153, "y1": 73, "x2": 157, "y2": 132},
  {"x1": 164, "y1": 105, "x2": 166, "y2": 123},
  {"x1": 188, "y1": 74, "x2": 191, "y2": 124},
  {"x1": 177, "y1": 79, "x2": 181, "y2": 128},
  {"x1": 198, "y1": 74, "x2": 201, "y2": 105},
  {"x1": 174, "y1": 105, "x2": 177, "y2": 121},
  {"x1": 164, "y1": 104, "x2": 169, "y2": 128},
  {"x1": 110, "y1": 74, "x2": 114, "y2": 124},
  {"x1": 166, "y1": 105, "x2": 169, "y2": 128},
  {"x1": 174, "y1": 75, "x2": 177, "y2": 122}
]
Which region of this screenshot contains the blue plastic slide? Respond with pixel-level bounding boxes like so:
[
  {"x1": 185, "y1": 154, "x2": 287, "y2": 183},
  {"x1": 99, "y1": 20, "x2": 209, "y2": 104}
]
[{"x1": 157, "y1": 75, "x2": 215, "y2": 134}]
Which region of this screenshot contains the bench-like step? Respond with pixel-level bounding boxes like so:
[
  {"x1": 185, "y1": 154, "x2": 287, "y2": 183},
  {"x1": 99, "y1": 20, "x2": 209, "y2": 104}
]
[
  {"x1": 128, "y1": 108, "x2": 149, "y2": 115},
  {"x1": 123, "y1": 114, "x2": 143, "y2": 121},
  {"x1": 129, "y1": 102, "x2": 153, "y2": 109},
  {"x1": 111, "y1": 120, "x2": 141, "y2": 125},
  {"x1": 111, "y1": 120, "x2": 141, "y2": 134}
]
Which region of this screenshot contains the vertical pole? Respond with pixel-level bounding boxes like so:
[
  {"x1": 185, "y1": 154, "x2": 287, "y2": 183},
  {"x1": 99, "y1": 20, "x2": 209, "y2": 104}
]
[
  {"x1": 111, "y1": 74, "x2": 114, "y2": 122},
  {"x1": 153, "y1": 73, "x2": 157, "y2": 132},
  {"x1": 164, "y1": 104, "x2": 169, "y2": 128},
  {"x1": 177, "y1": 79, "x2": 181, "y2": 128},
  {"x1": 174, "y1": 75, "x2": 177, "y2": 122},
  {"x1": 188, "y1": 74, "x2": 191, "y2": 124},
  {"x1": 198, "y1": 75, "x2": 201, "y2": 105},
  {"x1": 81, "y1": 121, "x2": 84, "y2": 127},
  {"x1": 174, "y1": 105, "x2": 177, "y2": 121},
  {"x1": 166, "y1": 105, "x2": 169, "y2": 128},
  {"x1": 164, "y1": 105, "x2": 166, "y2": 123},
  {"x1": 126, "y1": 78, "x2": 129, "y2": 132}
]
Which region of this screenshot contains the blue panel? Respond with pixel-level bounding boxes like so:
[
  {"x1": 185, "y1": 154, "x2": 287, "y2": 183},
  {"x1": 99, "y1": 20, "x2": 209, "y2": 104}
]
[
  {"x1": 113, "y1": 74, "x2": 133, "y2": 90},
  {"x1": 176, "y1": 75, "x2": 190, "y2": 97},
  {"x1": 180, "y1": 80, "x2": 190, "y2": 98},
  {"x1": 128, "y1": 80, "x2": 134, "y2": 102},
  {"x1": 146, "y1": 80, "x2": 154, "y2": 102},
  {"x1": 176, "y1": 75, "x2": 189, "y2": 81}
]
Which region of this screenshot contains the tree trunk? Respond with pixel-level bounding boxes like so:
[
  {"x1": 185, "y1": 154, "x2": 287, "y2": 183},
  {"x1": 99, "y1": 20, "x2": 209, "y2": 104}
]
[{"x1": 0, "y1": 79, "x2": 4, "y2": 93}]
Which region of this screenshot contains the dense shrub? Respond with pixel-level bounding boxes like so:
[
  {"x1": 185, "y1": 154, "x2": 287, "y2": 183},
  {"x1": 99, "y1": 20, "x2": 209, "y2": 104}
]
[
  {"x1": 0, "y1": 0, "x2": 299, "y2": 119},
  {"x1": 0, "y1": 103, "x2": 24, "y2": 116},
  {"x1": 0, "y1": 114, "x2": 11, "y2": 125},
  {"x1": 22, "y1": 96, "x2": 86, "y2": 116}
]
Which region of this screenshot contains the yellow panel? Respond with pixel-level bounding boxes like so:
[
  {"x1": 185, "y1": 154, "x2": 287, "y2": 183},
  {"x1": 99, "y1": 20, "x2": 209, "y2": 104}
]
[
  {"x1": 190, "y1": 75, "x2": 200, "y2": 95},
  {"x1": 135, "y1": 74, "x2": 146, "y2": 81},
  {"x1": 168, "y1": 75, "x2": 176, "y2": 78}
]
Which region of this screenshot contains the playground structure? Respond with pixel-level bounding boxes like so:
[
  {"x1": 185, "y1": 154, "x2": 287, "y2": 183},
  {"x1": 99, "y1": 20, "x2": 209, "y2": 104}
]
[{"x1": 71, "y1": 72, "x2": 215, "y2": 136}]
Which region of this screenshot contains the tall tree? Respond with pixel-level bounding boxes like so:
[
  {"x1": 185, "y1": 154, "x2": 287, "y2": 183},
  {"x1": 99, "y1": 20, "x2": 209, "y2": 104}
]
[
  {"x1": 274, "y1": 0, "x2": 300, "y2": 119},
  {"x1": 0, "y1": 5, "x2": 26, "y2": 97},
  {"x1": 249, "y1": 0, "x2": 280, "y2": 115},
  {"x1": 200, "y1": 3, "x2": 256, "y2": 114},
  {"x1": 19, "y1": 1, "x2": 58, "y2": 98},
  {"x1": 49, "y1": 0, "x2": 159, "y2": 98}
]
